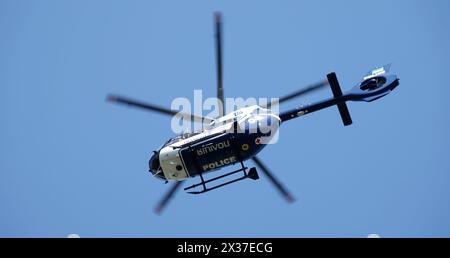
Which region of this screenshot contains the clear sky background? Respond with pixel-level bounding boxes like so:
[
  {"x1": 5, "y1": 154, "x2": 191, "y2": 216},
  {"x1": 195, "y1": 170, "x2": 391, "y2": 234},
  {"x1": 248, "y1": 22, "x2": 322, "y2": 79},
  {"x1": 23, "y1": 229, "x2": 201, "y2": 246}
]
[{"x1": 1, "y1": 0, "x2": 450, "y2": 237}]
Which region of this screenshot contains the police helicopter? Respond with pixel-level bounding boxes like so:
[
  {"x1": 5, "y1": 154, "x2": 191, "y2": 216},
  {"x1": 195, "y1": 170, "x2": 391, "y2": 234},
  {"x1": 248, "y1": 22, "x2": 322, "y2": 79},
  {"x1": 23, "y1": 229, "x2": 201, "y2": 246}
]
[{"x1": 107, "y1": 13, "x2": 400, "y2": 214}]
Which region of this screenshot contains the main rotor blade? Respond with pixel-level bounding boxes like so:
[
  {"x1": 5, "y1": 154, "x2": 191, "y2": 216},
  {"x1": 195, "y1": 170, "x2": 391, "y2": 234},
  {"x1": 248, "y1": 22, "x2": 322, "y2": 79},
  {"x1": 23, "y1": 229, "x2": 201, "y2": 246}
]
[
  {"x1": 262, "y1": 80, "x2": 329, "y2": 109},
  {"x1": 107, "y1": 95, "x2": 212, "y2": 123},
  {"x1": 251, "y1": 156, "x2": 295, "y2": 203},
  {"x1": 214, "y1": 12, "x2": 225, "y2": 117},
  {"x1": 154, "y1": 181, "x2": 183, "y2": 215}
]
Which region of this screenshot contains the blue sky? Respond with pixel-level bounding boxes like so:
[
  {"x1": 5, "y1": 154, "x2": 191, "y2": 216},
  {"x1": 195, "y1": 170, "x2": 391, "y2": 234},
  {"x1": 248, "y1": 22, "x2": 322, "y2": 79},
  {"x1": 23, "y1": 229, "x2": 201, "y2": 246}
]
[{"x1": 1, "y1": 0, "x2": 450, "y2": 237}]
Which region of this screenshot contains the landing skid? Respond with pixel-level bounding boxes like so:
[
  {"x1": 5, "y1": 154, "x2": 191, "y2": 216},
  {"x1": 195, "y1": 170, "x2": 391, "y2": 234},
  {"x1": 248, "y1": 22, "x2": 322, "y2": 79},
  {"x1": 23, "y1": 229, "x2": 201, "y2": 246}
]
[{"x1": 184, "y1": 165, "x2": 259, "y2": 194}]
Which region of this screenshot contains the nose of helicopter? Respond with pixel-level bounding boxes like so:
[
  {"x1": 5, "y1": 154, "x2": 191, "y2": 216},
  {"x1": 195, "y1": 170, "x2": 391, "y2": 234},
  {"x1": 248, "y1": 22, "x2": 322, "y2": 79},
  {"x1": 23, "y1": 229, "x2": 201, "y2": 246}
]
[{"x1": 149, "y1": 151, "x2": 166, "y2": 180}]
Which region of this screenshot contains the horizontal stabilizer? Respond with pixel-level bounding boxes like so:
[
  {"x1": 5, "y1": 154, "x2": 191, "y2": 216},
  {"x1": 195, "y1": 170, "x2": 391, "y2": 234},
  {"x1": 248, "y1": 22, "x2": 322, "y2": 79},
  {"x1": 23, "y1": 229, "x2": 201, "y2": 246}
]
[{"x1": 327, "y1": 72, "x2": 353, "y2": 126}]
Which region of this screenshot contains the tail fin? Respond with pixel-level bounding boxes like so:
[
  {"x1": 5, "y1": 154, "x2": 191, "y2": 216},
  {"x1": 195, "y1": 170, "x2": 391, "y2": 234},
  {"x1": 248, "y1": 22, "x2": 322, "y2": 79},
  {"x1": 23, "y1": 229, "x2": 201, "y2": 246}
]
[{"x1": 327, "y1": 72, "x2": 353, "y2": 126}]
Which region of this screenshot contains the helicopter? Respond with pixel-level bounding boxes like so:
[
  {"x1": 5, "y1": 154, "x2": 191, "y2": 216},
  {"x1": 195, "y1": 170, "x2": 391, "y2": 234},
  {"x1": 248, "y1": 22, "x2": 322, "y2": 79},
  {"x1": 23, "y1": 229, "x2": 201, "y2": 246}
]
[{"x1": 107, "y1": 13, "x2": 400, "y2": 214}]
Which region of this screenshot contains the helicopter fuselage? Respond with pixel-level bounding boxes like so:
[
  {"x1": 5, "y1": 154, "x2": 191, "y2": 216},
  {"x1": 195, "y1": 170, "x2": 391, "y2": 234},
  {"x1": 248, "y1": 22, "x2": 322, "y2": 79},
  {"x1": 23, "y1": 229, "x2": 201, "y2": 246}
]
[{"x1": 149, "y1": 105, "x2": 281, "y2": 181}]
